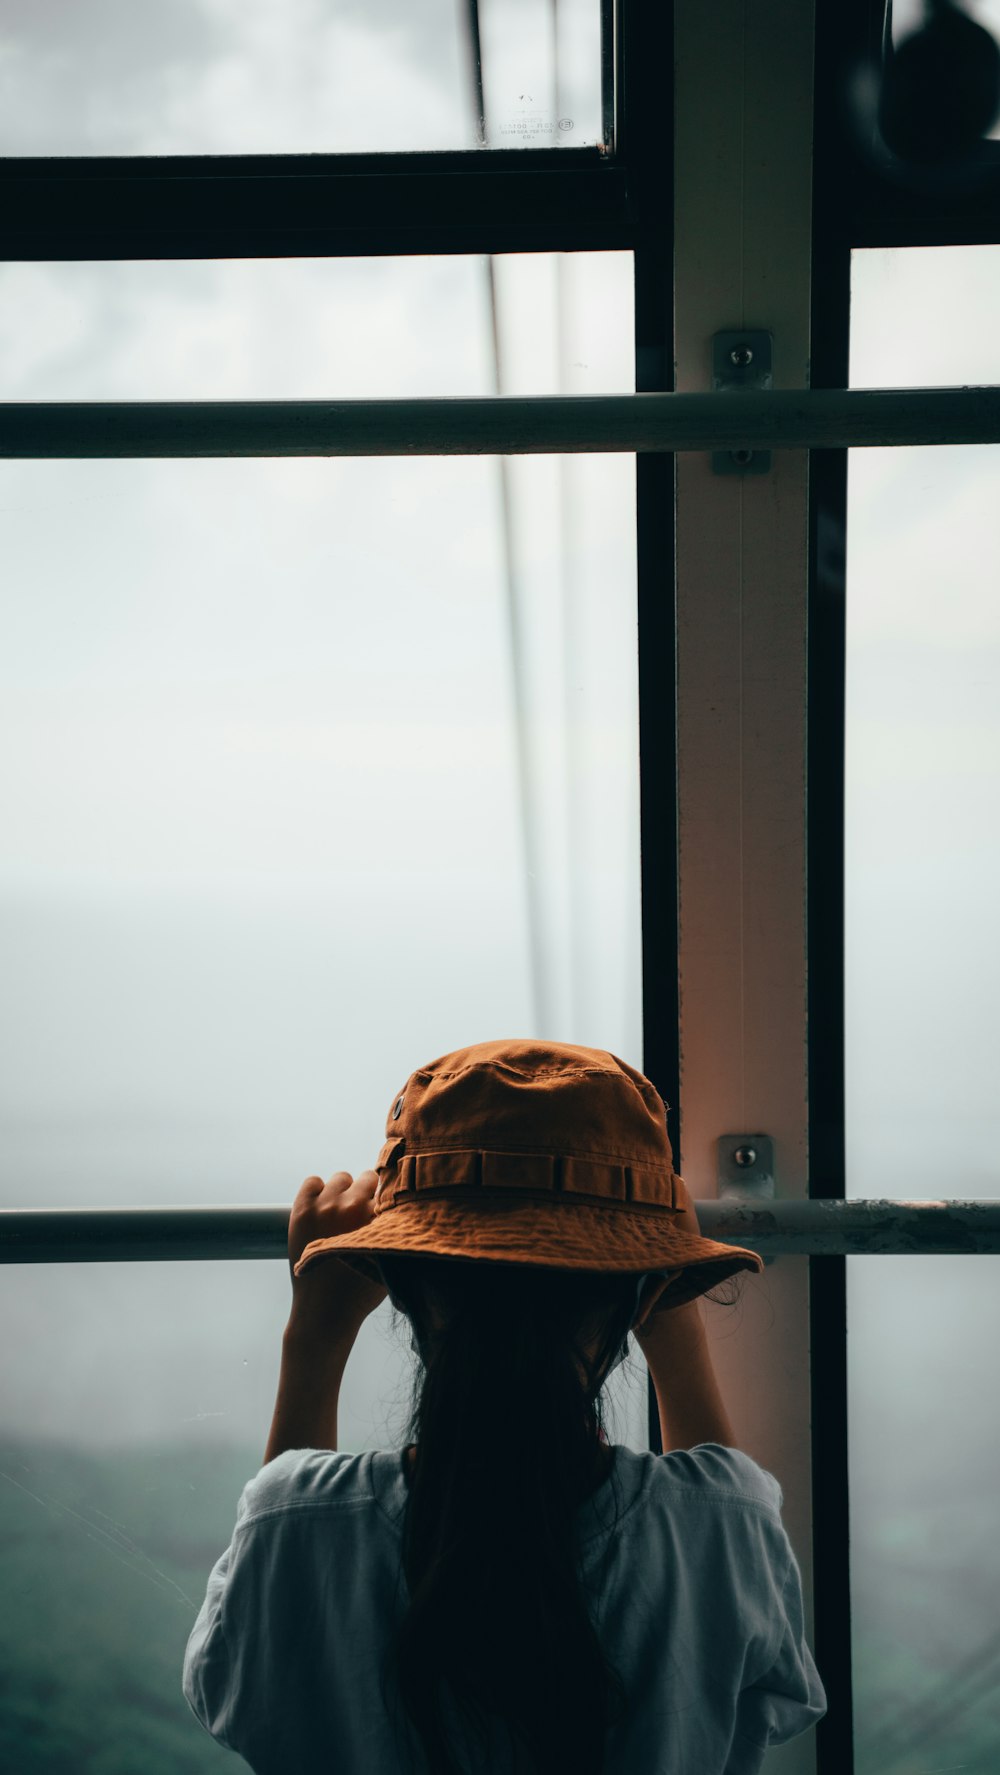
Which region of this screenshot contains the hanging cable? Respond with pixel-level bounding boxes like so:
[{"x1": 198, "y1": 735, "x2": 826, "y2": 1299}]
[
  {"x1": 460, "y1": 0, "x2": 547, "y2": 1033},
  {"x1": 463, "y1": 0, "x2": 487, "y2": 144},
  {"x1": 549, "y1": 0, "x2": 580, "y2": 1035}
]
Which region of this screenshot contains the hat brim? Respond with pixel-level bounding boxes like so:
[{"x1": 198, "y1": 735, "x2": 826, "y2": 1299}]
[{"x1": 293, "y1": 1197, "x2": 764, "y2": 1312}]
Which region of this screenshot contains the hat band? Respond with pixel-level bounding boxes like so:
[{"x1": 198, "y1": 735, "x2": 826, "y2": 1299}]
[{"x1": 373, "y1": 1141, "x2": 679, "y2": 1214}]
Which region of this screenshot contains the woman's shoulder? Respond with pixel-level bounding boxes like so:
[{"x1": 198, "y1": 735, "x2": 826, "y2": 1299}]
[
  {"x1": 234, "y1": 1448, "x2": 372, "y2": 1528},
  {"x1": 627, "y1": 1441, "x2": 785, "y2": 1514}
]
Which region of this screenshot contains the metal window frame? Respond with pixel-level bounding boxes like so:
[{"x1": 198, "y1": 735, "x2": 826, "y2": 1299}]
[
  {"x1": 6, "y1": 0, "x2": 998, "y2": 264},
  {"x1": 810, "y1": 5, "x2": 857, "y2": 1768},
  {"x1": 0, "y1": 148, "x2": 634, "y2": 261},
  {"x1": 3, "y1": 9, "x2": 1000, "y2": 1775},
  {"x1": 808, "y1": 4, "x2": 1000, "y2": 1771}
]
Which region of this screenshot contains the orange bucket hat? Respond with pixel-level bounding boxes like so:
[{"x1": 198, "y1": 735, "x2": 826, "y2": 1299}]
[{"x1": 293, "y1": 1038, "x2": 764, "y2": 1315}]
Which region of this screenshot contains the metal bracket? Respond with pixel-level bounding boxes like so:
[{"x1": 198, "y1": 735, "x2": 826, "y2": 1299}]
[
  {"x1": 711, "y1": 331, "x2": 773, "y2": 474},
  {"x1": 718, "y1": 1132, "x2": 774, "y2": 1198},
  {"x1": 717, "y1": 1133, "x2": 775, "y2": 1264}
]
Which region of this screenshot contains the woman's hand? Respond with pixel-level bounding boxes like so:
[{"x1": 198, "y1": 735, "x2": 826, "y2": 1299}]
[
  {"x1": 286, "y1": 1170, "x2": 388, "y2": 1337},
  {"x1": 632, "y1": 1172, "x2": 703, "y2": 1338}
]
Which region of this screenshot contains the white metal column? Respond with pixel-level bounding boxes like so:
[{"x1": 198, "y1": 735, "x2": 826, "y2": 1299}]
[{"x1": 673, "y1": 4, "x2": 818, "y2": 1772}]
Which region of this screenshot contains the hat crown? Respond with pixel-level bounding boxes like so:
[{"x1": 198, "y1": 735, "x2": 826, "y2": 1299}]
[{"x1": 388, "y1": 1038, "x2": 674, "y2": 1171}]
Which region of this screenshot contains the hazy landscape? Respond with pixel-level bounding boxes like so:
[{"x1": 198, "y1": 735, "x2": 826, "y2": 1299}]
[{"x1": 0, "y1": 1436, "x2": 256, "y2": 1775}]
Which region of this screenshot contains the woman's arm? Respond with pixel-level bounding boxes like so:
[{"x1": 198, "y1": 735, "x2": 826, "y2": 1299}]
[
  {"x1": 263, "y1": 1311, "x2": 357, "y2": 1465},
  {"x1": 635, "y1": 1301, "x2": 738, "y2": 1452}
]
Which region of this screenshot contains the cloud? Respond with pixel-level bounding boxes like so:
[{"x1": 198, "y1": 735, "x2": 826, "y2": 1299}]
[{"x1": 0, "y1": 0, "x2": 469, "y2": 154}]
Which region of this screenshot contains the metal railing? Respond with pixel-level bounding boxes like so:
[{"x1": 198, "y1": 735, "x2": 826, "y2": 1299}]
[
  {"x1": 1, "y1": 387, "x2": 999, "y2": 457},
  {"x1": 2, "y1": 1200, "x2": 998, "y2": 1263}
]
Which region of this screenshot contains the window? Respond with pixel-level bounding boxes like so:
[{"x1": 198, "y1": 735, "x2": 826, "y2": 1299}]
[
  {"x1": 846, "y1": 244, "x2": 1000, "y2": 1775},
  {"x1": 0, "y1": 6, "x2": 666, "y2": 1758},
  {"x1": 3, "y1": 3, "x2": 999, "y2": 1772}
]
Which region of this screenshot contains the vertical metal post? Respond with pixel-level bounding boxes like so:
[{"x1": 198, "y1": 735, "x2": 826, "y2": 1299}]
[
  {"x1": 673, "y1": 7, "x2": 820, "y2": 1775},
  {"x1": 808, "y1": 0, "x2": 859, "y2": 1767},
  {"x1": 636, "y1": 236, "x2": 678, "y2": 1457}
]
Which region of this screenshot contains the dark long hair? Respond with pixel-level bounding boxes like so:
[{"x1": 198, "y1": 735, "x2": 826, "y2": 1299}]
[{"x1": 373, "y1": 1252, "x2": 654, "y2": 1775}]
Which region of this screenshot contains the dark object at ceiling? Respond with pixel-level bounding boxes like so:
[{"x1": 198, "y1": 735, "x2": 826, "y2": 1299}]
[{"x1": 878, "y1": 0, "x2": 1000, "y2": 161}]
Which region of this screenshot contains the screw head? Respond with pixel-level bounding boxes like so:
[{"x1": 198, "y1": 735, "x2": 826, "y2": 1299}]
[
  {"x1": 730, "y1": 344, "x2": 754, "y2": 367},
  {"x1": 733, "y1": 1144, "x2": 758, "y2": 1168}
]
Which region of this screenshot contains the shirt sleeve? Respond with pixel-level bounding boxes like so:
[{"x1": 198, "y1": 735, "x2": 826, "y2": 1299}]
[
  {"x1": 182, "y1": 1539, "x2": 240, "y2": 1752},
  {"x1": 180, "y1": 1452, "x2": 325, "y2": 1766},
  {"x1": 735, "y1": 1544, "x2": 829, "y2": 1749}
]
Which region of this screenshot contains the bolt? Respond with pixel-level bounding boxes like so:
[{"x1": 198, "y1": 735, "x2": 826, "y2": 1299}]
[
  {"x1": 733, "y1": 1145, "x2": 758, "y2": 1169},
  {"x1": 730, "y1": 344, "x2": 754, "y2": 367}
]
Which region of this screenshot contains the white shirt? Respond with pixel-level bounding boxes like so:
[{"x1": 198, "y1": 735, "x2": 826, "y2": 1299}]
[{"x1": 183, "y1": 1441, "x2": 827, "y2": 1773}]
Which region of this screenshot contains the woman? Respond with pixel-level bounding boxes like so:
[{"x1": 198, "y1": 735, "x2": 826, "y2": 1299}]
[{"x1": 183, "y1": 1037, "x2": 827, "y2": 1773}]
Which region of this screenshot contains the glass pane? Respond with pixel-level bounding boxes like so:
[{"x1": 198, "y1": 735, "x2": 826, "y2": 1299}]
[
  {"x1": 847, "y1": 244, "x2": 1000, "y2": 1775},
  {"x1": 0, "y1": 254, "x2": 631, "y2": 401},
  {"x1": 0, "y1": 0, "x2": 605, "y2": 156},
  {"x1": 0, "y1": 251, "x2": 647, "y2": 1766}
]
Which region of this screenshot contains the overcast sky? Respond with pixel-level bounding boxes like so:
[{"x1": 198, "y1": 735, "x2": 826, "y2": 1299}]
[{"x1": 0, "y1": 0, "x2": 603, "y2": 153}]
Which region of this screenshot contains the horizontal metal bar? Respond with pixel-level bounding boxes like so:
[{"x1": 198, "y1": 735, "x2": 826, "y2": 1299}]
[
  {"x1": 1, "y1": 389, "x2": 998, "y2": 458},
  {"x1": 0, "y1": 152, "x2": 634, "y2": 261},
  {"x1": 1, "y1": 1201, "x2": 998, "y2": 1263},
  {"x1": 1, "y1": 146, "x2": 608, "y2": 180}
]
